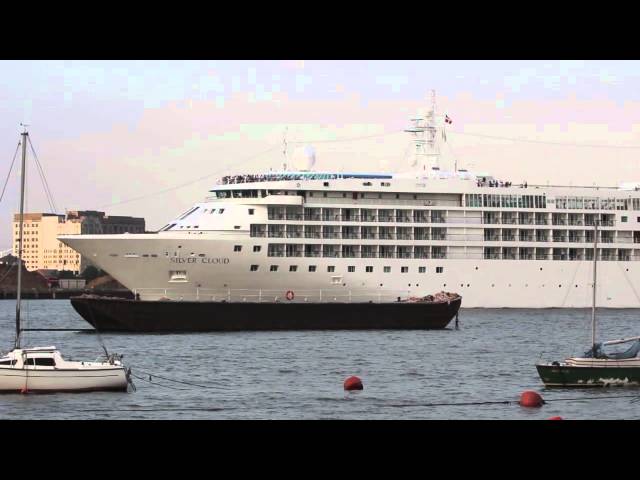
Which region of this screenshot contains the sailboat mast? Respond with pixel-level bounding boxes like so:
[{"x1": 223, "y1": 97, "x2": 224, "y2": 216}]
[
  {"x1": 592, "y1": 220, "x2": 598, "y2": 350},
  {"x1": 15, "y1": 128, "x2": 28, "y2": 349}
]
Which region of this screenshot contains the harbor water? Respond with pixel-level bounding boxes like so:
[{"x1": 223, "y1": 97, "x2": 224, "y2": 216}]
[{"x1": 0, "y1": 299, "x2": 639, "y2": 420}]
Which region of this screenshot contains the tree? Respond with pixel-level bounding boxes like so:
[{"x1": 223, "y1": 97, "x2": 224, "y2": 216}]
[{"x1": 81, "y1": 265, "x2": 102, "y2": 281}]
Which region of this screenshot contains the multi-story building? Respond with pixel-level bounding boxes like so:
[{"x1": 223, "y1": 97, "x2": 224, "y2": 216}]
[{"x1": 12, "y1": 211, "x2": 145, "y2": 274}]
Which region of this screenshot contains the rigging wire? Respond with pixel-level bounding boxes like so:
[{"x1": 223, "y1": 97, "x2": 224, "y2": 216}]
[
  {"x1": 94, "y1": 130, "x2": 405, "y2": 209},
  {"x1": 0, "y1": 142, "x2": 21, "y2": 204},
  {"x1": 133, "y1": 369, "x2": 231, "y2": 390},
  {"x1": 451, "y1": 130, "x2": 640, "y2": 149},
  {"x1": 288, "y1": 130, "x2": 403, "y2": 144},
  {"x1": 26, "y1": 135, "x2": 58, "y2": 213},
  {"x1": 95, "y1": 144, "x2": 281, "y2": 209}
]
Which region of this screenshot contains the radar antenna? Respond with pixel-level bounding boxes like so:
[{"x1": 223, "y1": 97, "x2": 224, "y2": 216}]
[{"x1": 404, "y1": 90, "x2": 441, "y2": 171}]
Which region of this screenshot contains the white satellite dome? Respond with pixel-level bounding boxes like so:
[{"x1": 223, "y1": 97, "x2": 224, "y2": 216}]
[{"x1": 291, "y1": 145, "x2": 316, "y2": 171}]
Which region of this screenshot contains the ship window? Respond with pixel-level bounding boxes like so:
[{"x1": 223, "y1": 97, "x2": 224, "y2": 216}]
[
  {"x1": 384, "y1": 266, "x2": 391, "y2": 273},
  {"x1": 309, "y1": 265, "x2": 317, "y2": 272},
  {"x1": 327, "y1": 266, "x2": 335, "y2": 272},
  {"x1": 249, "y1": 209, "x2": 255, "y2": 215},
  {"x1": 178, "y1": 206, "x2": 199, "y2": 220},
  {"x1": 436, "y1": 267, "x2": 444, "y2": 273},
  {"x1": 323, "y1": 182, "x2": 329, "y2": 187},
  {"x1": 198, "y1": 254, "x2": 206, "y2": 257},
  {"x1": 419, "y1": 266, "x2": 426, "y2": 273},
  {"x1": 366, "y1": 266, "x2": 373, "y2": 273},
  {"x1": 622, "y1": 216, "x2": 628, "y2": 222},
  {"x1": 289, "y1": 265, "x2": 298, "y2": 272},
  {"x1": 234, "y1": 226, "x2": 241, "y2": 229},
  {"x1": 401, "y1": 266, "x2": 408, "y2": 273},
  {"x1": 210, "y1": 209, "x2": 216, "y2": 214},
  {"x1": 234, "y1": 245, "x2": 242, "y2": 252},
  {"x1": 250, "y1": 265, "x2": 259, "y2": 271},
  {"x1": 219, "y1": 209, "x2": 225, "y2": 214},
  {"x1": 33, "y1": 358, "x2": 55, "y2": 367},
  {"x1": 169, "y1": 270, "x2": 188, "y2": 282},
  {"x1": 348, "y1": 266, "x2": 355, "y2": 272},
  {"x1": 270, "y1": 265, "x2": 278, "y2": 272},
  {"x1": 253, "y1": 246, "x2": 261, "y2": 252}
]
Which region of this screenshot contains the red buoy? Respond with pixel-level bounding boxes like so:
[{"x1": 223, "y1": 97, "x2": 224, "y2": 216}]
[
  {"x1": 519, "y1": 390, "x2": 544, "y2": 407},
  {"x1": 548, "y1": 416, "x2": 563, "y2": 420},
  {"x1": 344, "y1": 376, "x2": 363, "y2": 391}
]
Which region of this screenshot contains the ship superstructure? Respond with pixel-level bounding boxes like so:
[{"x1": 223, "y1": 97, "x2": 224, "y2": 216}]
[{"x1": 59, "y1": 97, "x2": 640, "y2": 308}]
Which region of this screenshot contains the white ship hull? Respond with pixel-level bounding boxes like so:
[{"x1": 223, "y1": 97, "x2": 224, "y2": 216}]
[{"x1": 60, "y1": 233, "x2": 640, "y2": 308}]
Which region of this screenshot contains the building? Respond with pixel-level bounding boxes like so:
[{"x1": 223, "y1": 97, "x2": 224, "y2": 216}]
[{"x1": 12, "y1": 211, "x2": 145, "y2": 274}]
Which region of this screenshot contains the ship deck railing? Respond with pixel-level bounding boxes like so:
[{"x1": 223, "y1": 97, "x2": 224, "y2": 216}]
[{"x1": 132, "y1": 288, "x2": 449, "y2": 303}]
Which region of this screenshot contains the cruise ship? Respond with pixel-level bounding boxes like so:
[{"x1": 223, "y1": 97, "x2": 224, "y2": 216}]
[{"x1": 59, "y1": 103, "x2": 640, "y2": 309}]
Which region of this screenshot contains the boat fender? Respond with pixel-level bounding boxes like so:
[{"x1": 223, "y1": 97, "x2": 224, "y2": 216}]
[{"x1": 285, "y1": 290, "x2": 295, "y2": 301}]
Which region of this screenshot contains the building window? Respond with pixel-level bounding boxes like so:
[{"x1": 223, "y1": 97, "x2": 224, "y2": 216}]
[
  {"x1": 289, "y1": 265, "x2": 298, "y2": 272},
  {"x1": 249, "y1": 209, "x2": 255, "y2": 215},
  {"x1": 270, "y1": 265, "x2": 278, "y2": 272},
  {"x1": 384, "y1": 266, "x2": 391, "y2": 273},
  {"x1": 327, "y1": 266, "x2": 335, "y2": 272},
  {"x1": 419, "y1": 266, "x2": 426, "y2": 273},
  {"x1": 250, "y1": 265, "x2": 259, "y2": 271},
  {"x1": 436, "y1": 267, "x2": 444, "y2": 273},
  {"x1": 348, "y1": 266, "x2": 355, "y2": 272},
  {"x1": 401, "y1": 266, "x2": 408, "y2": 273},
  {"x1": 253, "y1": 245, "x2": 261, "y2": 252},
  {"x1": 309, "y1": 265, "x2": 317, "y2": 272},
  {"x1": 234, "y1": 245, "x2": 242, "y2": 252},
  {"x1": 365, "y1": 266, "x2": 373, "y2": 273}
]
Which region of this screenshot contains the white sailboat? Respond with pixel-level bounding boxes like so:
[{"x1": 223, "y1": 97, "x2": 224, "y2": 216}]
[{"x1": 0, "y1": 127, "x2": 130, "y2": 393}]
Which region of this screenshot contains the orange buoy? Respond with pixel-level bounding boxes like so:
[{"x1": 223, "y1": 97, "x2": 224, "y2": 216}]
[
  {"x1": 519, "y1": 390, "x2": 544, "y2": 407},
  {"x1": 548, "y1": 416, "x2": 563, "y2": 420},
  {"x1": 344, "y1": 376, "x2": 363, "y2": 391}
]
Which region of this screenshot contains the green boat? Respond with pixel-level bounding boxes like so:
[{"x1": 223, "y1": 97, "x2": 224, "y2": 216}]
[{"x1": 536, "y1": 221, "x2": 640, "y2": 387}]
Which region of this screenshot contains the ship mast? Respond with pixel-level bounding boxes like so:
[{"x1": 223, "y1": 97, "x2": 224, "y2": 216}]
[
  {"x1": 404, "y1": 89, "x2": 441, "y2": 171},
  {"x1": 592, "y1": 220, "x2": 598, "y2": 350},
  {"x1": 15, "y1": 126, "x2": 28, "y2": 349}
]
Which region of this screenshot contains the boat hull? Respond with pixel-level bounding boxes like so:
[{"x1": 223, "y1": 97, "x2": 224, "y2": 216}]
[
  {"x1": 536, "y1": 363, "x2": 640, "y2": 387},
  {"x1": 0, "y1": 367, "x2": 128, "y2": 393},
  {"x1": 70, "y1": 295, "x2": 462, "y2": 332}
]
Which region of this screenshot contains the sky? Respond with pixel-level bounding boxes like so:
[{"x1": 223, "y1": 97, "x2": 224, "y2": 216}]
[{"x1": 2, "y1": 60, "x2": 640, "y2": 249}]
